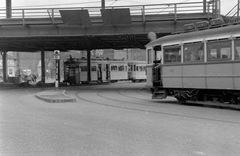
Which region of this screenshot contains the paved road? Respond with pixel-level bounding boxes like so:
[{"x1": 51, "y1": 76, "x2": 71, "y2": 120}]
[{"x1": 0, "y1": 82, "x2": 240, "y2": 156}]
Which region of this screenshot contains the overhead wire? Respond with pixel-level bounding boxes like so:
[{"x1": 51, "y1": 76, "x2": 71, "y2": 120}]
[
  {"x1": 2, "y1": 0, "x2": 235, "y2": 9},
  {"x1": 0, "y1": 0, "x2": 113, "y2": 9},
  {"x1": 109, "y1": 0, "x2": 118, "y2": 7},
  {"x1": 113, "y1": 0, "x2": 149, "y2": 5},
  {"x1": 156, "y1": 0, "x2": 192, "y2": 14}
]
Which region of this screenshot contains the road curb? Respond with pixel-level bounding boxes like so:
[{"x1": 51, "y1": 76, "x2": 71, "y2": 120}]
[{"x1": 36, "y1": 90, "x2": 76, "y2": 103}]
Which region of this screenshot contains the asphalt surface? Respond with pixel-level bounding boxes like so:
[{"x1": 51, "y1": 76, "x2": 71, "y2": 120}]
[{"x1": 0, "y1": 82, "x2": 240, "y2": 156}]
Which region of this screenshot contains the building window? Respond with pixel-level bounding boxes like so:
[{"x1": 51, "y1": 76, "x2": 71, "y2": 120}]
[
  {"x1": 9, "y1": 69, "x2": 13, "y2": 75},
  {"x1": 207, "y1": 39, "x2": 232, "y2": 61}
]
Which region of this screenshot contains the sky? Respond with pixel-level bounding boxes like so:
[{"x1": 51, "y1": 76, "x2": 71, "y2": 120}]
[{"x1": 0, "y1": 0, "x2": 238, "y2": 15}]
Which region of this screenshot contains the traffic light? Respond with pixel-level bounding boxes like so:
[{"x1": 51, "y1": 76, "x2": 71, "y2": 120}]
[{"x1": 54, "y1": 50, "x2": 60, "y2": 60}]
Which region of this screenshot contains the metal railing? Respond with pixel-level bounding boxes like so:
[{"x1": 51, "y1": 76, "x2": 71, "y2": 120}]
[
  {"x1": 0, "y1": 1, "x2": 215, "y2": 25},
  {"x1": 223, "y1": 1, "x2": 240, "y2": 24}
]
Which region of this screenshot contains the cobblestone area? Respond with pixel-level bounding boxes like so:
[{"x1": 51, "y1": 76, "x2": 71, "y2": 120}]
[{"x1": 0, "y1": 83, "x2": 240, "y2": 156}]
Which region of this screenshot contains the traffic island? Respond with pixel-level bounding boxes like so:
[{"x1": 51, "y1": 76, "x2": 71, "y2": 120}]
[{"x1": 36, "y1": 90, "x2": 76, "y2": 103}]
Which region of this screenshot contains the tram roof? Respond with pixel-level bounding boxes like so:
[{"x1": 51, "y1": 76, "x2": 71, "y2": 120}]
[{"x1": 146, "y1": 24, "x2": 240, "y2": 47}]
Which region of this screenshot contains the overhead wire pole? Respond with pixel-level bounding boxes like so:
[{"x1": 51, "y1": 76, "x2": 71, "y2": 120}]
[
  {"x1": 102, "y1": 0, "x2": 105, "y2": 9},
  {"x1": 6, "y1": 0, "x2": 12, "y2": 18}
]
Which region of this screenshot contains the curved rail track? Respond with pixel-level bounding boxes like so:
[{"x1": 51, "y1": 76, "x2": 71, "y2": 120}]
[{"x1": 74, "y1": 83, "x2": 240, "y2": 125}]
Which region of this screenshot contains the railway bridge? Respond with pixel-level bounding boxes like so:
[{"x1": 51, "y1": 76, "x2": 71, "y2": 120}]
[{"x1": 0, "y1": 0, "x2": 220, "y2": 83}]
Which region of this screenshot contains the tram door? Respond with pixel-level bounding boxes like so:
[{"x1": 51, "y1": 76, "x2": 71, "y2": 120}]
[
  {"x1": 97, "y1": 64, "x2": 102, "y2": 82},
  {"x1": 153, "y1": 46, "x2": 163, "y2": 87},
  {"x1": 106, "y1": 64, "x2": 110, "y2": 81}
]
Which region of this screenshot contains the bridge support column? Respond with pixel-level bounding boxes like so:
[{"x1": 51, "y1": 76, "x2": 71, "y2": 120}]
[
  {"x1": 2, "y1": 52, "x2": 8, "y2": 82},
  {"x1": 41, "y1": 50, "x2": 45, "y2": 83},
  {"x1": 87, "y1": 49, "x2": 91, "y2": 82}
]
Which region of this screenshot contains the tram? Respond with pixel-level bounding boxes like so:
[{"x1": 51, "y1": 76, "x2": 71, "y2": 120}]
[
  {"x1": 79, "y1": 58, "x2": 128, "y2": 83},
  {"x1": 145, "y1": 23, "x2": 240, "y2": 109},
  {"x1": 64, "y1": 57, "x2": 147, "y2": 84},
  {"x1": 128, "y1": 61, "x2": 147, "y2": 82}
]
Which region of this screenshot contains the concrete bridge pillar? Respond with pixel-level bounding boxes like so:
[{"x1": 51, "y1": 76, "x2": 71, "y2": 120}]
[
  {"x1": 2, "y1": 52, "x2": 8, "y2": 82},
  {"x1": 87, "y1": 49, "x2": 91, "y2": 82},
  {"x1": 41, "y1": 50, "x2": 45, "y2": 83}
]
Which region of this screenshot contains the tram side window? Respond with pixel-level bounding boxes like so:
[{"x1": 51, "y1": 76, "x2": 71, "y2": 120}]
[
  {"x1": 183, "y1": 42, "x2": 204, "y2": 62},
  {"x1": 163, "y1": 46, "x2": 181, "y2": 63},
  {"x1": 235, "y1": 38, "x2": 240, "y2": 60},
  {"x1": 118, "y1": 65, "x2": 125, "y2": 71},
  {"x1": 207, "y1": 40, "x2": 231, "y2": 61},
  {"x1": 111, "y1": 65, "x2": 118, "y2": 71}
]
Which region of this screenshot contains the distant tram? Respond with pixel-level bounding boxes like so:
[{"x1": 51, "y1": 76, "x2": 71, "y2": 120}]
[
  {"x1": 63, "y1": 57, "x2": 147, "y2": 84},
  {"x1": 79, "y1": 58, "x2": 128, "y2": 83},
  {"x1": 128, "y1": 61, "x2": 147, "y2": 82},
  {"x1": 146, "y1": 23, "x2": 240, "y2": 109}
]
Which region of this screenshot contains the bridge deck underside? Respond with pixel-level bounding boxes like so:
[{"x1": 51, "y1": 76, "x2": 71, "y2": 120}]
[{"x1": 0, "y1": 13, "x2": 211, "y2": 51}]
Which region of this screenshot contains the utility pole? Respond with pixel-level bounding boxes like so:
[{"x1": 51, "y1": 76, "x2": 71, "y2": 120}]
[
  {"x1": 6, "y1": 0, "x2": 12, "y2": 18},
  {"x1": 102, "y1": 0, "x2": 105, "y2": 9}
]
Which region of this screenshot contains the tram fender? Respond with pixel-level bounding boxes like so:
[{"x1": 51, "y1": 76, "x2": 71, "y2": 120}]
[{"x1": 152, "y1": 89, "x2": 167, "y2": 99}]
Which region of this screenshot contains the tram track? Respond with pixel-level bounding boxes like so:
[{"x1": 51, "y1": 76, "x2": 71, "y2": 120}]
[
  {"x1": 118, "y1": 88, "x2": 152, "y2": 100},
  {"x1": 75, "y1": 86, "x2": 240, "y2": 125},
  {"x1": 96, "y1": 88, "x2": 152, "y2": 105}
]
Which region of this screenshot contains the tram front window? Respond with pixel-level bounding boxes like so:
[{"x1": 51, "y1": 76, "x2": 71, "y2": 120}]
[{"x1": 147, "y1": 49, "x2": 152, "y2": 64}]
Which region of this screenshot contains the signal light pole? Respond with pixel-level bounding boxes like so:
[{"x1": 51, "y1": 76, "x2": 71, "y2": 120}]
[{"x1": 54, "y1": 50, "x2": 60, "y2": 88}]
